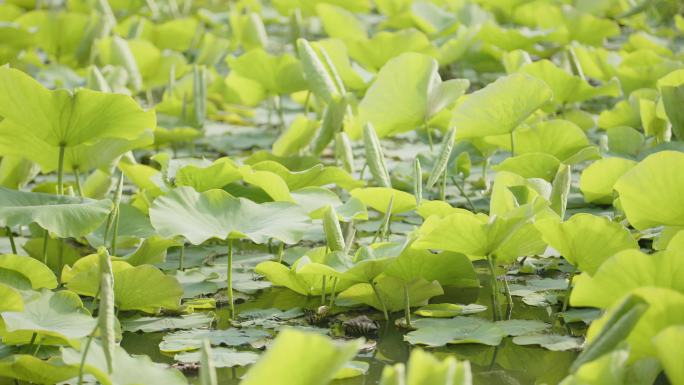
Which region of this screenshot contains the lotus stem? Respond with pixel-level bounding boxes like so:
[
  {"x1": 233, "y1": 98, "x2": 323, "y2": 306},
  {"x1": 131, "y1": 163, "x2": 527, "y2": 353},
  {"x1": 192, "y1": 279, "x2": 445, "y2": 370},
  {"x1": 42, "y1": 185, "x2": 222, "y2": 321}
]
[
  {"x1": 320, "y1": 276, "x2": 327, "y2": 305},
  {"x1": 178, "y1": 244, "x2": 185, "y2": 270},
  {"x1": 73, "y1": 167, "x2": 83, "y2": 198},
  {"x1": 423, "y1": 121, "x2": 433, "y2": 151},
  {"x1": 439, "y1": 166, "x2": 447, "y2": 201},
  {"x1": 451, "y1": 177, "x2": 476, "y2": 212},
  {"x1": 358, "y1": 163, "x2": 367, "y2": 181},
  {"x1": 57, "y1": 143, "x2": 66, "y2": 195},
  {"x1": 41, "y1": 229, "x2": 49, "y2": 265},
  {"x1": 6, "y1": 226, "x2": 16, "y2": 254},
  {"x1": 277, "y1": 242, "x2": 284, "y2": 264},
  {"x1": 502, "y1": 272, "x2": 513, "y2": 320},
  {"x1": 227, "y1": 239, "x2": 234, "y2": 319},
  {"x1": 26, "y1": 333, "x2": 36, "y2": 354},
  {"x1": 371, "y1": 280, "x2": 389, "y2": 321},
  {"x1": 486, "y1": 255, "x2": 501, "y2": 321},
  {"x1": 57, "y1": 239, "x2": 64, "y2": 277},
  {"x1": 554, "y1": 267, "x2": 578, "y2": 327},
  {"x1": 328, "y1": 277, "x2": 338, "y2": 308},
  {"x1": 77, "y1": 331, "x2": 95, "y2": 385},
  {"x1": 303, "y1": 90, "x2": 311, "y2": 118},
  {"x1": 403, "y1": 285, "x2": 411, "y2": 328}
]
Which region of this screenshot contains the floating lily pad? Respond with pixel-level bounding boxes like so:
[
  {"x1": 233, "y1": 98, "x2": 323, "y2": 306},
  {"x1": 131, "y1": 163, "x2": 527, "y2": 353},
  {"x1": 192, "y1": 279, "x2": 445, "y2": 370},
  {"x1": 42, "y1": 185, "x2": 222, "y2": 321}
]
[
  {"x1": 175, "y1": 347, "x2": 260, "y2": 368},
  {"x1": 159, "y1": 328, "x2": 271, "y2": 353},
  {"x1": 512, "y1": 333, "x2": 583, "y2": 351},
  {"x1": 414, "y1": 303, "x2": 487, "y2": 318},
  {"x1": 121, "y1": 313, "x2": 215, "y2": 333},
  {"x1": 404, "y1": 317, "x2": 504, "y2": 347}
]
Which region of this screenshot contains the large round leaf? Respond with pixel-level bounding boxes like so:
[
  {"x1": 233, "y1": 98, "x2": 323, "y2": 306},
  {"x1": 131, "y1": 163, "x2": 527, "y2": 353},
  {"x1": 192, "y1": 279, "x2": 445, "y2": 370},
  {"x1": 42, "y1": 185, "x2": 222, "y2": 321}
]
[
  {"x1": 579, "y1": 157, "x2": 637, "y2": 204},
  {"x1": 453, "y1": 73, "x2": 552, "y2": 139},
  {"x1": 0, "y1": 254, "x2": 57, "y2": 289},
  {"x1": 356, "y1": 52, "x2": 469, "y2": 138},
  {"x1": 536, "y1": 213, "x2": 638, "y2": 275},
  {"x1": 614, "y1": 151, "x2": 684, "y2": 230},
  {"x1": 0, "y1": 187, "x2": 112, "y2": 238},
  {"x1": 150, "y1": 187, "x2": 311, "y2": 245},
  {"x1": 0, "y1": 67, "x2": 155, "y2": 172},
  {"x1": 0, "y1": 289, "x2": 96, "y2": 346}
]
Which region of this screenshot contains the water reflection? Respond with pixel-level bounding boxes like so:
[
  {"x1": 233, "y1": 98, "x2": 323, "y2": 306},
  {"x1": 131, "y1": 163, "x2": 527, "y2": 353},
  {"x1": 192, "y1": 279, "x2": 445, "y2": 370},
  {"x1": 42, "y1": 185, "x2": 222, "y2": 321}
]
[{"x1": 121, "y1": 268, "x2": 578, "y2": 385}]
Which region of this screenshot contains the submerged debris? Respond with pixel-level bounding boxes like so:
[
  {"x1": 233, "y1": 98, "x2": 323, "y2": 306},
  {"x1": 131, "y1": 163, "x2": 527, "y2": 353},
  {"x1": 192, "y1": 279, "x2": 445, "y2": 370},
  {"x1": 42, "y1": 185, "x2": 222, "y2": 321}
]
[
  {"x1": 304, "y1": 305, "x2": 331, "y2": 326},
  {"x1": 342, "y1": 315, "x2": 379, "y2": 338}
]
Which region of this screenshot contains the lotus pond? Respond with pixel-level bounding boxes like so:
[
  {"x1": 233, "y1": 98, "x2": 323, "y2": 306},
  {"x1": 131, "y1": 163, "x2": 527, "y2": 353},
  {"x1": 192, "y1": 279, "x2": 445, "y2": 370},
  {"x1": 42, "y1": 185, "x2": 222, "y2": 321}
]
[{"x1": 1, "y1": 0, "x2": 684, "y2": 384}]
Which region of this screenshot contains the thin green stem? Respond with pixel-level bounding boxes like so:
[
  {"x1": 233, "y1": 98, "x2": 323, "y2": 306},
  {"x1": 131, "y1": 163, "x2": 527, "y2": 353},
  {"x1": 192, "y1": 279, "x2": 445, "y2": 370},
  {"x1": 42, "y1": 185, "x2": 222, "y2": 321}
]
[
  {"x1": 42, "y1": 229, "x2": 49, "y2": 265},
  {"x1": 277, "y1": 242, "x2": 284, "y2": 264},
  {"x1": 328, "y1": 277, "x2": 338, "y2": 308},
  {"x1": 227, "y1": 239, "x2": 234, "y2": 319},
  {"x1": 371, "y1": 280, "x2": 389, "y2": 321},
  {"x1": 424, "y1": 122, "x2": 433, "y2": 151},
  {"x1": 320, "y1": 276, "x2": 327, "y2": 305},
  {"x1": 403, "y1": 285, "x2": 411, "y2": 328},
  {"x1": 178, "y1": 244, "x2": 185, "y2": 270},
  {"x1": 26, "y1": 332, "x2": 37, "y2": 354},
  {"x1": 57, "y1": 239, "x2": 64, "y2": 278},
  {"x1": 487, "y1": 256, "x2": 501, "y2": 321},
  {"x1": 77, "y1": 331, "x2": 95, "y2": 385},
  {"x1": 502, "y1": 272, "x2": 513, "y2": 320},
  {"x1": 303, "y1": 90, "x2": 311, "y2": 118},
  {"x1": 6, "y1": 226, "x2": 16, "y2": 254},
  {"x1": 73, "y1": 167, "x2": 84, "y2": 198},
  {"x1": 451, "y1": 177, "x2": 476, "y2": 212},
  {"x1": 57, "y1": 143, "x2": 66, "y2": 195}
]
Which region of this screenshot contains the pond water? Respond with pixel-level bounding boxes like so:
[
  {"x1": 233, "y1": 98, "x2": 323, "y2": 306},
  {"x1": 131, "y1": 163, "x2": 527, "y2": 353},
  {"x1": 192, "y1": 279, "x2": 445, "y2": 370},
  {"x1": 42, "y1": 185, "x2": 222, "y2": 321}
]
[{"x1": 122, "y1": 266, "x2": 581, "y2": 385}]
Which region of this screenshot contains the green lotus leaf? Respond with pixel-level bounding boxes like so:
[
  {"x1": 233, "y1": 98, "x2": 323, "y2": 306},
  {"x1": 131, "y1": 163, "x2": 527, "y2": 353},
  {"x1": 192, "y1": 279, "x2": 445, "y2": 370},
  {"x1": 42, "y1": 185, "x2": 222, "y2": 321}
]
[
  {"x1": 414, "y1": 204, "x2": 547, "y2": 263},
  {"x1": 512, "y1": 334, "x2": 583, "y2": 351},
  {"x1": 536, "y1": 214, "x2": 637, "y2": 275},
  {"x1": 512, "y1": 120, "x2": 594, "y2": 163},
  {"x1": 293, "y1": 187, "x2": 368, "y2": 221},
  {"x1": 658, "y1": 69, "x2": 684, "y2": 140},
  {"x1": 0, "y1": 354, "x2": 78, "y2": 385},
  {"x1": 159, "y1": 327, "x2": 270, "y2": 353},
  {"x1": 477, "y1": 21, "x2": 550, "y2": 51},
  {"x1": 175, "y1": 347, "x2": 259, "y2": 368},
  {"x1": 62, "y1": 341, "x2": 188, "y2": 385},
  {"x1": 251, "y1": 161, "x2": 363, "y2": 190},
  {"x1": 22, "y1": 236, "x2": 82, "y2": 273},
  {"x1": 0, "y1": 67, "x2": 156, "y2": 173},
  {"x1": 350, "y1": 187, "x2": 417, "y2": 214},
  {"x1": 272, "y1": 115, "x2": 320, "y2": 157},
  {"x1": 492, "y1": 153, "x2": 561, "y2": 181},
  {"x1": 0, "y1": 155, "x2": 39, "y2": 189},
  {"x1": 0, "y1": 188, "x2": 111, "y2": 238},
  {"x1": 579, "y1": 157, "x2": 637, "y2": 204},
  {"x1": 414, "y1": 303, "x2": 487, "y2": 318},
  {"x1": 606, "y1": 126, "x2": 644, "y2": 156},
  {"x1": 346, "y1": 30, "x2": 436, "y2": 72},
  {"x1": 614, "y1": 151, "x2": 684, "y2": 230},
  {"x1": 586, "y1": 288, "x2": 684, "y2": 361},
  {"x1": 297, "y1": 251, "x2": 393, "y2": 284},
  {"x1": 335, "y1": 361, "x2": 369, "y2": 380},
  {"x1": 240, "y1": 328, "x2": 361, "y2": 385},
  {"x1": 228, "y1": 48, "x2": 307, "y2": 95},
  {"x1": 316, "y1": 4, "x2": 367, "y2": 41},
  {"x1": 572, "y1": 248, "x2": 684, "y2": 309},
  {"x1": 63, "y1": 254, "x2": 183, "y2": 313},
  {"x1": 404, "y1": 317, "x2": 504, "y2": 347},
  {"x1": 519, "y1": 60, "x2": 621, "y2": 105},
  {"x1": 617, "y1": 50, "x2": 680, "y2": 95},
  {"x1": 150, "y1": 187, "x2": 310, "y2": 245},
  {"x1": 356, "y1": 52, "x2": 468, "y2": 138},
  {"x1": 256, "y1": 254, "x2": 353, "y2": 296},
  {"x1": 495, "y1": 319, "x2": 550, "y2": 336},
  {"x1": 381, "y1": 348, "x2": 471, "y2": 385},
  {"x1": 336, "y1": 275, "x2": 443, "y2": 312},
  {"x1": 560, "y1": 348, "x2": 630, "y2": 385},
  {"x1": 121, "y1": 313, "x2": 215, "y2": 333},
  {"x1": 15, "y1": 10, "x2": 93, "y2": 64},
  {"x1": 0, "y1": 254, "x2": 57, "y2": 289},
  {"x1": 0, "y1": 289, "x2": 96, "y2": 346},
  {"x1": 453, "y1": 73, "x2": 553, "y2": 139},
  {"x1": 653, "y1": 326, "x2": 684, "y2": 385},
  {"x1": 0, "y1": 283, "x2": 22, "y2": 312},
  {"x1": 384, "y1": 247, "x2": 478, "y2": 288}
]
